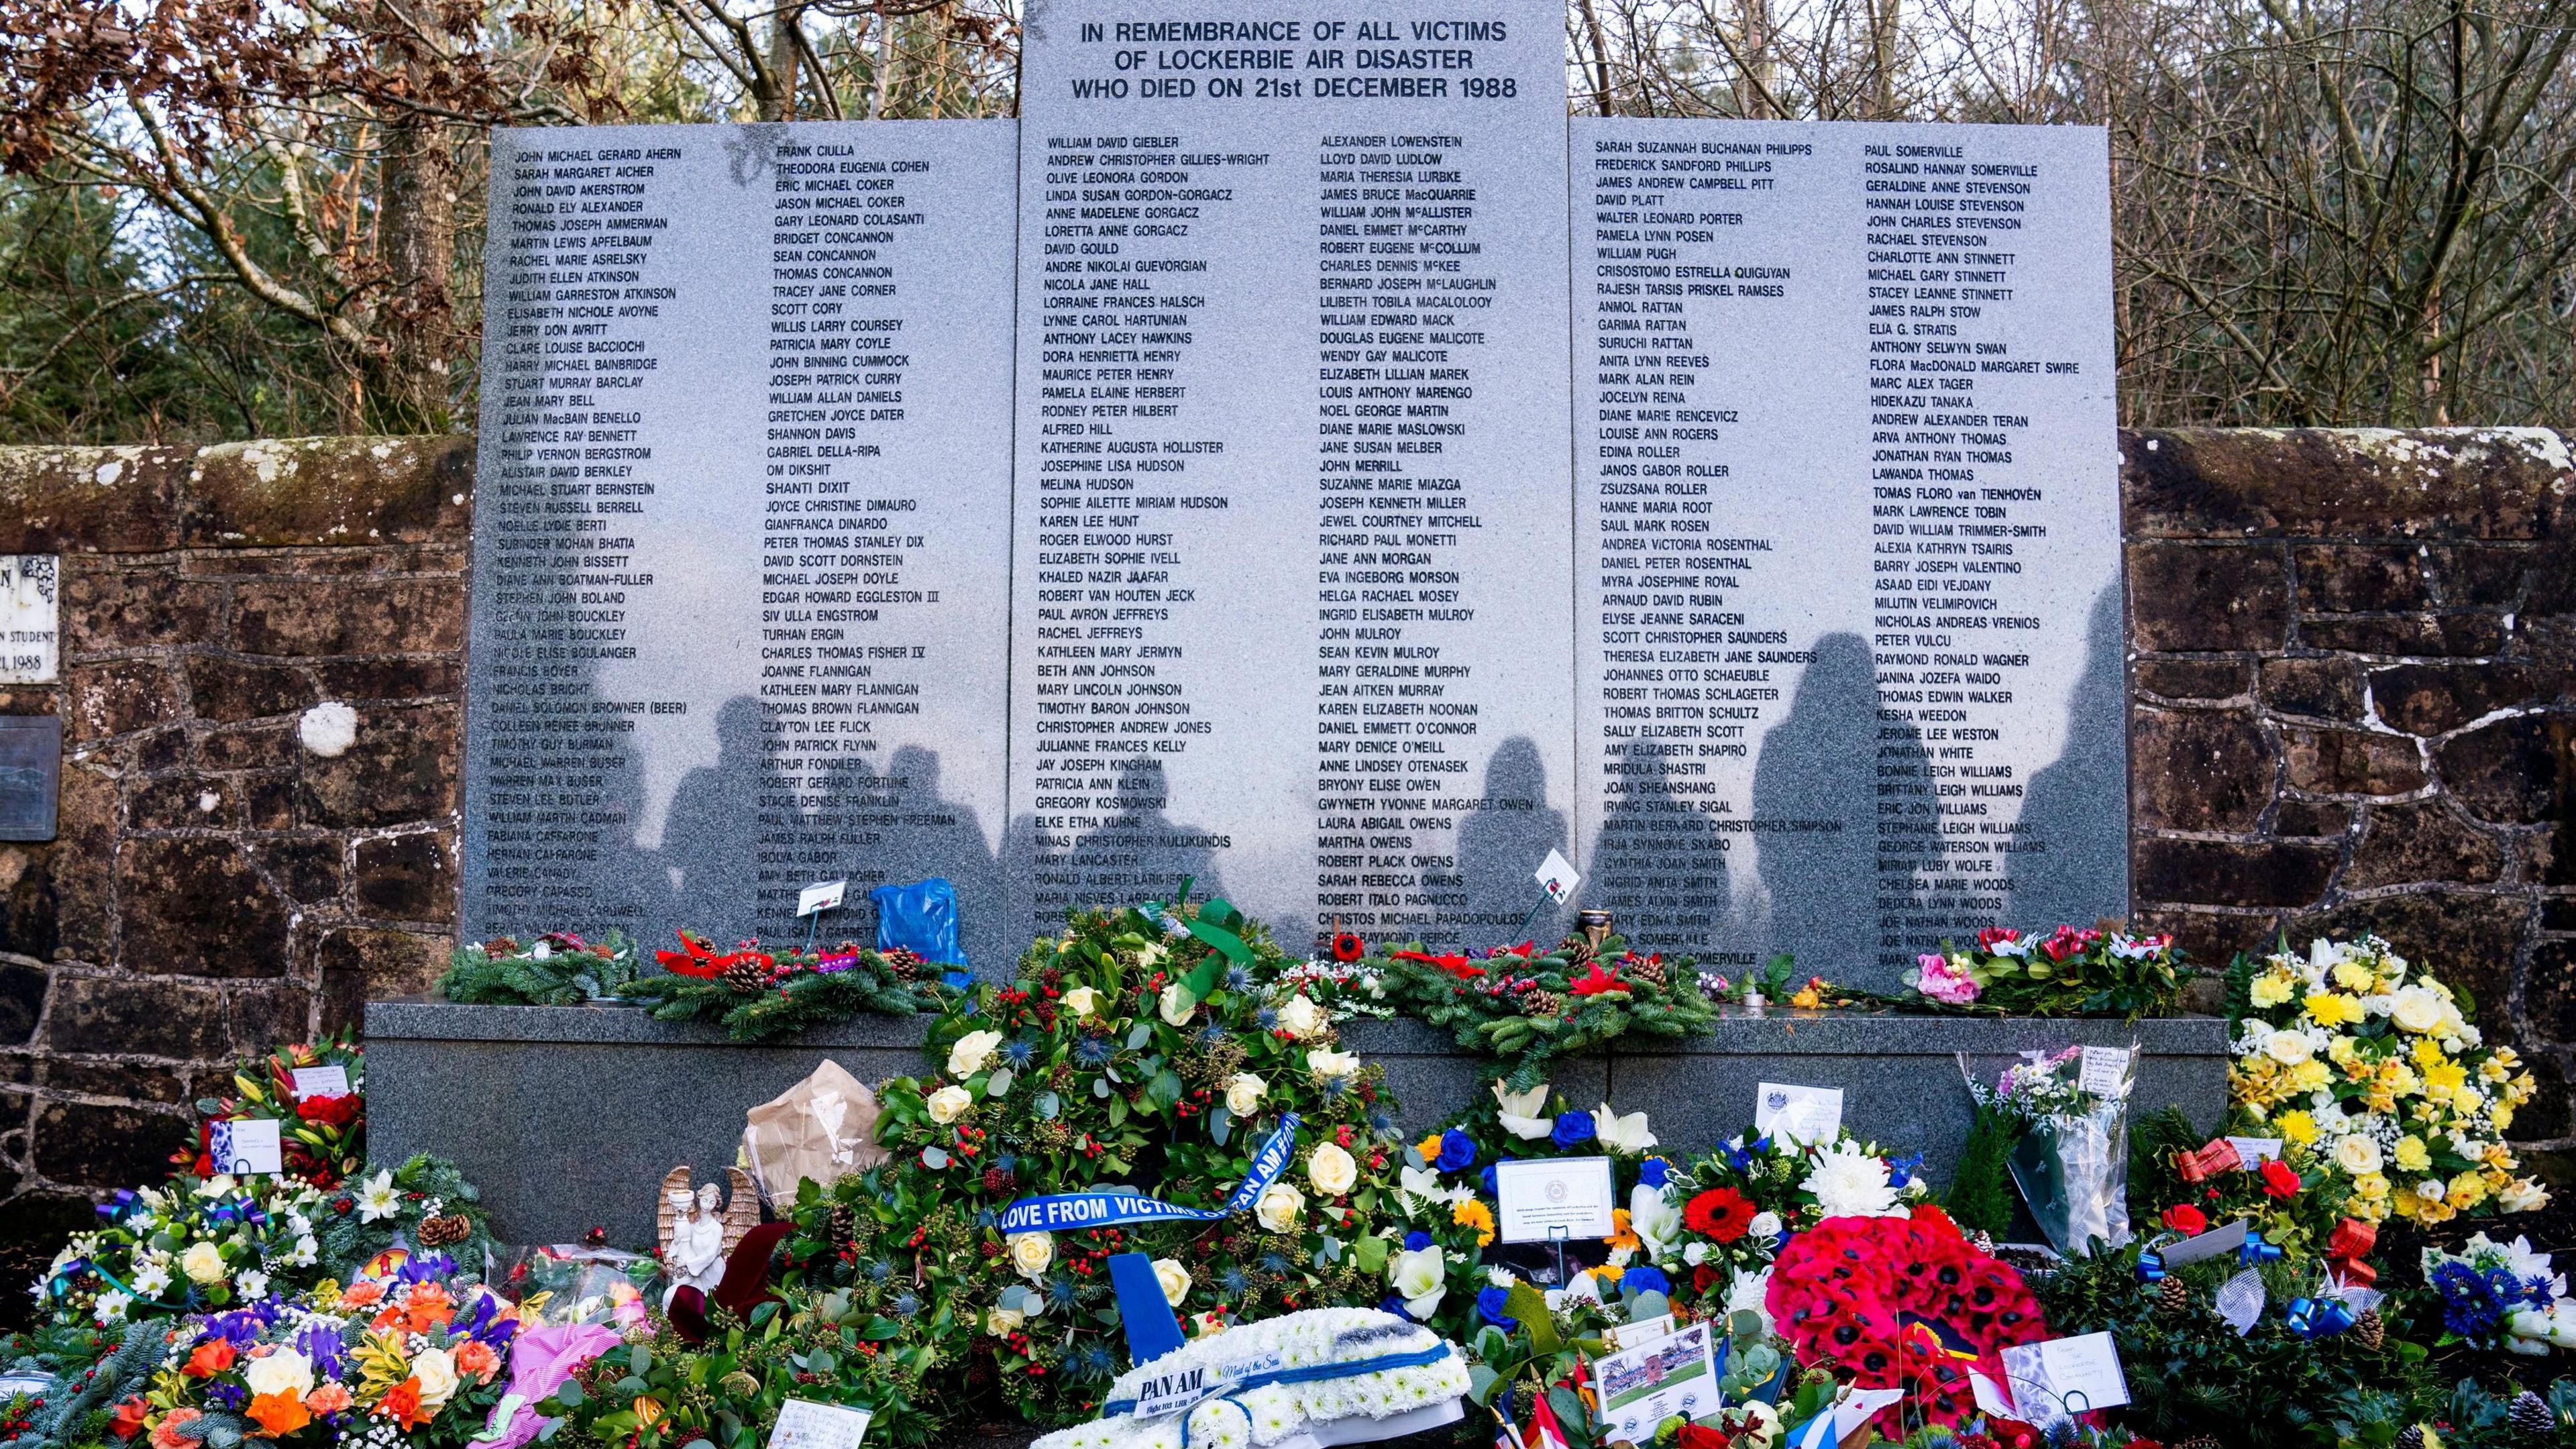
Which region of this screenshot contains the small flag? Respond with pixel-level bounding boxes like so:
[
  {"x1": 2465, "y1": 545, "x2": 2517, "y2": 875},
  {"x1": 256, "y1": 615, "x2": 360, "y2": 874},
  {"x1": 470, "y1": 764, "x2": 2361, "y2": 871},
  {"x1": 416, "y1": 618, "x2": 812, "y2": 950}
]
[{"x1": 1524, "y1": 1387, "x2": 1573, "y2": 1449}]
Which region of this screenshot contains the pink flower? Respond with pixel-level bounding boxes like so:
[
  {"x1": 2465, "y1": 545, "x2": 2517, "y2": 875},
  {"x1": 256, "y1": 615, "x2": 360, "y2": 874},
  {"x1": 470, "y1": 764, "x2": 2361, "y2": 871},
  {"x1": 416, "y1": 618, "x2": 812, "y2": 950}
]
[{"x1": 1914, "y1": 953, "x2": 1982, "y2": 1005}]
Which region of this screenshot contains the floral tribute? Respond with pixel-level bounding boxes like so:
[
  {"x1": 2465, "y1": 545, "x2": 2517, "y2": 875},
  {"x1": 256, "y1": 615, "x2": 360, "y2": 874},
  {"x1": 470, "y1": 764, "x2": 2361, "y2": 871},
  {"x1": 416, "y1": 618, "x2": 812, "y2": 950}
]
[
  {"x1": 1900, "y1": 924, "x2": 2186, "y2": 1018},
  {"x1": 621, "y1": 929, "x2": 953, "y2": 1042},
  {"x1": 438, "y1": 930, "x2": 640, "y2": 1006},
  {"x1": 2423, "y1": 1235, "x2": 2576, "y2": 1355},
  {"x1": 2229, "y1": 935, "x2": 2544, "y2": 1226},
  {"x1": 1765, "y1": 1207, "x2": 2049, "y2": 1435},
  {"x1": 119, "y1": 1257, "x2": 519, "y2": 1449},
  {"x1": 777, "y1": 896, "x2": 1445, "y2": 1428},
  {"x1": 1374, "y1": 928, "x2": 1719, "y2": 1088},
  {"x1": 180, "y1": 1039, "x2": 368, "y2": 1189},
  {"x1": 1650, "y1": 1126, "x2": 1931, "y2": 1328}
]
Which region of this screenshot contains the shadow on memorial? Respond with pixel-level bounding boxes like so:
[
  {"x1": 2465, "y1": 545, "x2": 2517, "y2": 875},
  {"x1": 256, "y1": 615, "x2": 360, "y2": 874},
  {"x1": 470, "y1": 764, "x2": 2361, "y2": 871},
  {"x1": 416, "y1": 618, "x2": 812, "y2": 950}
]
[
  {"x1": 1002, "y1": 755, "x2": 1229, "y2": 969},
  {"x1": 2005, "y1": 581, "x2": 2130, "y2": 928},
  {"x1": 808, "y1": 741, "x2": 1008, "y2": 971},
  {"x1": 1748, "y1": 631, "x2": 1943, "y2": 989},
  {"x1": 1580, "y1": 733, "x2": 1731, "y2": 960},
  {"x1": 1455, "y1": 736, "x2": 1572, "y2": 947}
]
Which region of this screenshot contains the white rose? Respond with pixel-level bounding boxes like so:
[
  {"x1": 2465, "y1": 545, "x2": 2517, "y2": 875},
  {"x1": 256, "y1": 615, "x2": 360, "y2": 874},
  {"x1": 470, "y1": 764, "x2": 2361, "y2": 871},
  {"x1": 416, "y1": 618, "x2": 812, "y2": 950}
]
[
  {"x1": 2504, "y1": 1179, "x2": 2552, "y2": 1214},
  {"x1": 1683, "y1": 1242, "x2": 1709, "y2": 1267},
  {"x1": 1746, "y1": 1211, "x2": 1784, "y2": 1241},
  {"x1": 411, "y1": 1346, "x2": 461, "y2": 1411},
  {"x1": 1307, "y1": 1142, "x2": 1358, "y2": 1197},
  {"x1": 1389, "y1": 1244, "x2": 1446, "y2": 1320},
  {"x1": 1224, "y1": 1073, "x2": 1267, "y2": 1116},
  {"x1": 2333, "y1": 1135, "x2": 2383, "y2": 1175},
  {"x1": 1008, "y1": 1231, "x2": 1055, "y2": 1280},
  {"x1": 1159, "y1": 983, "x2": 1197, "y2": 1025},
  {"x1": 243, "y1": 1346, "x2": 314, "y2": 1401},
  {"x1": 1063, "y1": 986, "x2": 1099, "y2": 1019},
  {"x1": 1254, "y1": 1182, "x2": 1305, "y2": 1233},
  {"x1": 2392, "y1": 987, "x2": 2448, "y2": 1034},
  {"x1": 948, "y1": 1029, "x2": 1004, "y2": 1077},
  {"x1": 1277, "y1": 995, "x2": 1328, "y2": 1040},
  {"x1": 1307, "y1": 1047, "x2": 1361, "y2": 1079},
  {"x1": 985, "y1": 1305, "x2": 1026, "y2": 1337},
  {"x1": 2263, "y1": 1030, "x2": 2314, "y2": 1066},
  {"x1": 1153, "y1": 1258, "x2": 1192, "y2": 1307},
  {"x1": 925, "y1": 1085, "x2": 973, "y2": 1124},
  {"x1": 180, "y1": 1241, "x2": 227, "y2": 1285}
]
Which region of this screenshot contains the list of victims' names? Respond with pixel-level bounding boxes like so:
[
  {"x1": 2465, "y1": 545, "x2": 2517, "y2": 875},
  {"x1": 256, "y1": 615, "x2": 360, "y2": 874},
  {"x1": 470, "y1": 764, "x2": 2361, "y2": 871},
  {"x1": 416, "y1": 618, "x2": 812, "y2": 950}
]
[
  {"x1": 1573, "y1": 121, "x2": 2119, "y2": 985},
  {"x1": 1013, "y1": 0, "x2": 1574, "y2": 946},
  {"x1": 465, "y1": 124, "x2": 1016, "y2": 956}
]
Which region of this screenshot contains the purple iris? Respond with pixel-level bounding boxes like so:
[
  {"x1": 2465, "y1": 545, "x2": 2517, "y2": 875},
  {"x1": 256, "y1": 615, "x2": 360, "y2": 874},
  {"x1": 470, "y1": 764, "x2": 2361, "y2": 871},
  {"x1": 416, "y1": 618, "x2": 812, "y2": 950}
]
[
  {"x1": 398, "y1": 1253, "x2": 458, "y2": 1285},
  {"x1": 297, "y1": 1322, "x2": 349, "y2": 1379},
  {"x1": 1549, "y1": 1112, "x2": 1595, "y2": 1150},
  {"x1": 455, "y1": 1291, "x2": 522, "y2": 1348},
  {"x1": 1434, "y1": 1130, "x2": 1478, "y2": 1173}
]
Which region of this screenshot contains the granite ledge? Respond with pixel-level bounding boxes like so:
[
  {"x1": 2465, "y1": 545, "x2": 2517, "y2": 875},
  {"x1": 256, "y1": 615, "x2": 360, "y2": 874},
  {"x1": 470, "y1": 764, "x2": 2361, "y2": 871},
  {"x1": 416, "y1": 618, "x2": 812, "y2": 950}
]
[{"x1": 365, "y1": 999, "x2": 2225, "y2": 1057}]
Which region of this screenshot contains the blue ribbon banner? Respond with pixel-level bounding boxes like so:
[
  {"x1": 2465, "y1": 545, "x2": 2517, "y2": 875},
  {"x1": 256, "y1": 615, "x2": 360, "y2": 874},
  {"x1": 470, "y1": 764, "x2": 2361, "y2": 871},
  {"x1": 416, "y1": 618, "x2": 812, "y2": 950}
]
[{"x1": 998, "y1": 1114, "x2": 1300, "y2": 1235}]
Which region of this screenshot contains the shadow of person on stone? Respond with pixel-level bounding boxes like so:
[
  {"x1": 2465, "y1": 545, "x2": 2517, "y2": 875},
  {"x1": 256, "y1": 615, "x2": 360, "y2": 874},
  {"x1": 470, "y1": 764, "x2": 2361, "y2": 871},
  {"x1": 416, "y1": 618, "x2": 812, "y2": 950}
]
[
  {"x1": 1750, "y1": 631, "x2": 1939, "y2": 989},
  {"x1": 1456, "y1": 735, "x2": 1569, "y2": 949},
  {"x1": 1582, "y1": 731, "x2": 1733, "y2": 961},
  {"x1": 661, "y1": 694, "x2": 769, "y2": 944},
  {"x1": 871, "y1": 743, "x2": 1006, "y2": 970},
  {"x1": 1062, "y1": 753, "x2": 1227, "y2": 916},
  {"x1": 2006, "y1": 580, "x2": 2131, "y2": 931}
]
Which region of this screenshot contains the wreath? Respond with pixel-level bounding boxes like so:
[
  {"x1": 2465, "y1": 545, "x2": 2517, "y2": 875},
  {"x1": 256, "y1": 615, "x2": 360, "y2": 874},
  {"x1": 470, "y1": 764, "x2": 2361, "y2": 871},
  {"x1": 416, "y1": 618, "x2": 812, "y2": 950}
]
[{"x1": 1373, "y1": 930, "x2": 1719, "y2": 1089}]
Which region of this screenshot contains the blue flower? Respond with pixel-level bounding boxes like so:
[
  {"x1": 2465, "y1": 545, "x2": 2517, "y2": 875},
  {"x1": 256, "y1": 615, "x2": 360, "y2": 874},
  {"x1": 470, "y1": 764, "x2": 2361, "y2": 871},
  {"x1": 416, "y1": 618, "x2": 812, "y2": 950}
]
[
  {"x1": 1196, "y1": 1024, "x2": 1230, "y2": 1049},
  {"x1": 1475, "y1": 1285, "x2": 1518, "y2": 1331},
  {"x1": 1435, "y1": 1130, "x2": 1478, "y2": 1173},
  {"x1": 1226, "y1": 965, "x2": 1252, "y2": 992},
  {"x1": 1219, "y1": 1267, "x2": 1252, "y2": 1298},
  {"x1": 894, "y1": 1291, "x2": 923, "y2": 1318},
  {"x1": 1640, "y1": 1156, "x2": 1672, "y2": 1189},
  {"x1": 1260, "y1": 1252, "x2": 1292, "y2": 1275},
  {"x1": 1887, "y1": 1152, "x2": 1925, "y2": 1190},
  {"x1": 1068, "y1": 1344, "x2": 1116, "y2": 1381},
  {"x1": 1370, "y1": 1109, "x2": 1397, "y2": 1135},
  {"x1": 1003, "y1": 1038, "x2": 1037, "y2": 1068},
  {"x1": 1075, "y1": 1033, "x2": 1115, "y2": 1067},
  {"x1": 1404, "y1": 1230, "x2": 1433, "y2": 1251},
  {"x1": 1623, "y1": 1267, "x2": 1671, "y2": 1297},
  {"x1": 865, "y1": 1258, "x2": 896, "y2": 1282},
  {"x1": 1321, "y1": 1075, "x2": 1352, "y2": 1102},
  {"x1": 1550, "y1": 1112, "x2": 1596, "y2": 1150},
  {"x1": 1046, "y1": 1275, "x2": 1081, "y2": 1309},
  {"x1": 1256, "y1": 1007, "x2": 1281, "y2": 1031},
  {"x1": 1482, "y1": 1164, "x2": 1499, "y2": 1197}
]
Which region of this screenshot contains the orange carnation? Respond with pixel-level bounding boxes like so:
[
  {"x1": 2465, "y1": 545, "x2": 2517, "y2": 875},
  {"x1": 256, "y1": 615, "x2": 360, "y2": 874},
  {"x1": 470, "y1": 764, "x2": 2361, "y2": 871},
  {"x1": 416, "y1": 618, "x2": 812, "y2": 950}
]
[
  {"x1": 339, "y1": 1281, "x2": 386, "y2": 1309},
  {"x1": 372, "y1": 1379, "x2": 429, "y2": 1431},
  {"x1": 303, "y1": 1383, "x2": 354, "y2": 1415},
  {"x1": 454, "y1": 1339, "x2": 501, "y2": 1381},
  {"x1": 400, "y1": 1283, "x2": 454, "y2": 1333},
  {"x1": 150, "y1": 1409, "x2": 203, "y2": 1449},
  {"x1": 247, "y1": 1391, "x2": 313, "y2": 1438},
  {"x1": 182, "y1": 1340, "x2": 237, "y2": 1378}
]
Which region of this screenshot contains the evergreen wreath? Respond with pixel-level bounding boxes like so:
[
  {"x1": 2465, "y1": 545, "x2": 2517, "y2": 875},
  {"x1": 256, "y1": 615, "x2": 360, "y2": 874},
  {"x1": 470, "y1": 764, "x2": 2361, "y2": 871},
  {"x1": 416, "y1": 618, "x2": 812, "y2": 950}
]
[
  {"x1": 1373, "y1": 932, "x2": 1719, "y2": 1090},
  {"x1": 439, "y1": 930, "x2": 641, "y2": 1006},
  {"x1": 619, "y1": 930, "x2": 949, "y2": 1042}
]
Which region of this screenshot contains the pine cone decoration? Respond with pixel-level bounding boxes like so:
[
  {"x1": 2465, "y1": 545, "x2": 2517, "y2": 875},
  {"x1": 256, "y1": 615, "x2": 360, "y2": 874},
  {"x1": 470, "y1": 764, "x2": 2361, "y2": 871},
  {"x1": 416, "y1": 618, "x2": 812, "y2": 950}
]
[
  {"x1": 2158, "y1": 1276, "x2": 2190, "y2": 1316},
  {"x1": 722, "y1": 957, "x2": 769, "y2": 994},
  {"x1": 2176, "y1": 1438, "x2": 2221, "y2": 1449},
  {"x1": 879, "y1": 946, "x2": 924, "y2": 979},
  {"x1": 417, "y1": 1213, "x2": 471, "y2": 1247},
  {"x1": 1556, "y1": 934, "x2": 1597, "y2": 967},
  {"x1": 827, "y1": 1203, "x2": 857, "y2": 1250},
  {"x1": 1625, "y1": 956, "x2": 1667, "y2": 987},
  {"x1": 1521, "y1": 989, "x2": 1565, "y2": 1018},
  {"x1": 2351, "y1": 1307, "x2": 2385, "y2": 1351},
  {"x1": 2394, "y1": 1427, "x2": 2424, "y2": 1449},
  {"x1": 2510, "y1": 1389, "x2": 2555, "y2": 1440}
]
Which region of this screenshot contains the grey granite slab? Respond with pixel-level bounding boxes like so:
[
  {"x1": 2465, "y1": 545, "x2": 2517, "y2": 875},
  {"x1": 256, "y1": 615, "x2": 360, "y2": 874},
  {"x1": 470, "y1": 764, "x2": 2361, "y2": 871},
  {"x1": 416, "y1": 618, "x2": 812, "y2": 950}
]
[
  {"x1": 369, "y1": 999, "x2": 2220, "y2": 1245},
  {"x1": 1570, "y1": 120, "x2": 2128, "y2": 991}
]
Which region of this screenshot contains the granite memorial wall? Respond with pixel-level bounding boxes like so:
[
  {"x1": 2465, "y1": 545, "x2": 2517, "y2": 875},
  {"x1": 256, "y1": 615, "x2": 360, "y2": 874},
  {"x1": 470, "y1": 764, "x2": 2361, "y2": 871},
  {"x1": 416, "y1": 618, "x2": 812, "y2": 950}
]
[{"x1": 462, "y1": 0, "x2": 2129, "y2": 986}]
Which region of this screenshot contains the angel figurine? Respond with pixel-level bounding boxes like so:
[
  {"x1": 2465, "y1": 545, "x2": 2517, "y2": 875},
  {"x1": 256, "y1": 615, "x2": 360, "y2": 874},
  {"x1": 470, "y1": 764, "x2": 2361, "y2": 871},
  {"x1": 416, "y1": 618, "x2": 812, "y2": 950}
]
[{"x1": 657, "y1": 1166, "x2": 758, "y2": 1307}]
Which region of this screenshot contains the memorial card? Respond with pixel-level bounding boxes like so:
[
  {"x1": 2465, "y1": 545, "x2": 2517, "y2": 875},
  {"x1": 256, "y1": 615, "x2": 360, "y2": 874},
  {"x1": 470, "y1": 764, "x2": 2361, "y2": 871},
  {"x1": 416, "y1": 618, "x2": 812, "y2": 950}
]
[
  {"x1": 1494, "y1": 1157, "x2": 1616, "y2": 1242},
  {"x1": 1595, "y1": 1320, "x2": 1719, "y2": 1442}
]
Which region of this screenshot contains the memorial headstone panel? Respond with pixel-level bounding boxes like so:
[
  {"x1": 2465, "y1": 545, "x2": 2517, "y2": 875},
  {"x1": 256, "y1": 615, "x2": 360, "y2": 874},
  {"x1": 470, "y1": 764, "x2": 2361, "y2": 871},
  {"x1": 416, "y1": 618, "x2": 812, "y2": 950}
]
[
  {"x1": 1570, "y1": 119, "x2": 2127, "y2": 989},
  {"x1": 1008, "y1": 0, "x2": 1576, "y2": 951},
  {"x1": 464, "y1": 121, "x2": 1020, "y2": 970}
]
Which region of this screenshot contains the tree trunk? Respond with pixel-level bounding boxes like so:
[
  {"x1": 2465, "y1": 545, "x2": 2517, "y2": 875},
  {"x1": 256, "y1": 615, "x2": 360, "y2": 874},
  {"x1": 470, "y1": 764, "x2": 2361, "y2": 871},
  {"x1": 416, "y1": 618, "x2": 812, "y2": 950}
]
[
  {"x1": 767, "y1": 3, "x2": 805, "y2": 121},
  {"x1": 1734, "y1": 0, "x2": 1773, "y2": 117},
  {"x1": 377, "y1": 101, "x2": 458, "y2": 431}
]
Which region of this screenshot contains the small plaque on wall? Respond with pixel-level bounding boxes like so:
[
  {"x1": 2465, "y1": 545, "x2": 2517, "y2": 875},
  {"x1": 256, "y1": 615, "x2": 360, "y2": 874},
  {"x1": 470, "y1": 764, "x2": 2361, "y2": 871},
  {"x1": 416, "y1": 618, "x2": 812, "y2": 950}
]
[
  {"x1": 0, "y1": 716, "x2": 60, "y2": 841},
  {"x1": 0, "y1": 557, "x2": 58, "y2": 685}
]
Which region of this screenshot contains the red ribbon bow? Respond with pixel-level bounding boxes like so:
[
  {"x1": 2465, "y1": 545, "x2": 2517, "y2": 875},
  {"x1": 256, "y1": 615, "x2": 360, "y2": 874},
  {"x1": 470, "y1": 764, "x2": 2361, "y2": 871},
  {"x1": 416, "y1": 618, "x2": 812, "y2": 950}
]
[
  {"x1": 2326, "y1": 1216, "x2": 2379, "y2": 1287},
  {"x1": 2175, "y1": 1138, "x2": 2243, "y2": 1183}
]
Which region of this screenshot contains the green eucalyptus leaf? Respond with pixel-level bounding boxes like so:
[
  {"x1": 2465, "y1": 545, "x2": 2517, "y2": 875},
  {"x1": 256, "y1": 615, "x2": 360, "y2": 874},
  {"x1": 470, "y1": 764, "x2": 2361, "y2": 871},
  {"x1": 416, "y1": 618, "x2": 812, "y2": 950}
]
[
  {"x1": 1036, "y1": 1091, "x2": 1061, "y2": 1120},
  {"x1": 923, "y1": 1146, "x2": 951, "y2": 1169},
  {"x1": 1126, "y1": 1021, "x2": 1152, "y2": 1051},
  {"x1": 987, "y1": 1068, "x2": 1015, "y2": 1098}
]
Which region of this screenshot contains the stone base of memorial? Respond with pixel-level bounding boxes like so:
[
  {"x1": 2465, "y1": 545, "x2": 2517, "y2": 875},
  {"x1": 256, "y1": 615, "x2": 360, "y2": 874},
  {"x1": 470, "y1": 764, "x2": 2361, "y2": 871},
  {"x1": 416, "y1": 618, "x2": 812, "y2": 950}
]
[{"x1": 366, "y1": 999, "x2": 2224, "y2": 1246}]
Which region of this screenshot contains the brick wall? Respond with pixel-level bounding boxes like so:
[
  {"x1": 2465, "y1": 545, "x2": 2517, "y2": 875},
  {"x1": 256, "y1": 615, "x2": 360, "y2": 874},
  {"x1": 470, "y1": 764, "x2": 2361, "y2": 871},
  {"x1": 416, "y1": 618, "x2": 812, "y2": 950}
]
[{"x1": 0, "y1": 426, "x2": 2565, "y2": 1237}]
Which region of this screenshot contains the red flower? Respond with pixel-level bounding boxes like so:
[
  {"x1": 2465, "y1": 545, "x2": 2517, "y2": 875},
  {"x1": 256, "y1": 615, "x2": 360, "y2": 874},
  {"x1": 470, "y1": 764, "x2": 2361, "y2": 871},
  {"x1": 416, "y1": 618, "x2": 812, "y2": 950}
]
[
  {"x1": 297, "y1": 1093, "x2": 362, "y2": 1127},
  {"x1": 2160, "y1": 1203, "x2": 2208, "y2": 1235},
  {"x1": 2259, "y1": 1159, "x2": 2302, "y2": 1199},
  {"x1": 1692, "y1": 1263, "x2": 1721, "y2": 1295},
  {"x1": 1330, "y1": 932, "x2": 1366, "y2": 963},
  {"x1": 109, "y1": 1398, "x2": 150, "y2": 1440},
  {"x1": 1975, "y1": 926, "x2": 2021, "y2": 951},
  {"x1": 182, "y1": 1340, "x2": 234, "y2": 1378},
  {"x1": 655, "y1": 930, "x2": 725, "y2": 978},
  {"x1": 1684, "y1": 1187, "x2": 1758, "y2": 1242},
  {"x1": 1569, "y1": 962, "x2": 1625, "y2": 997}
]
